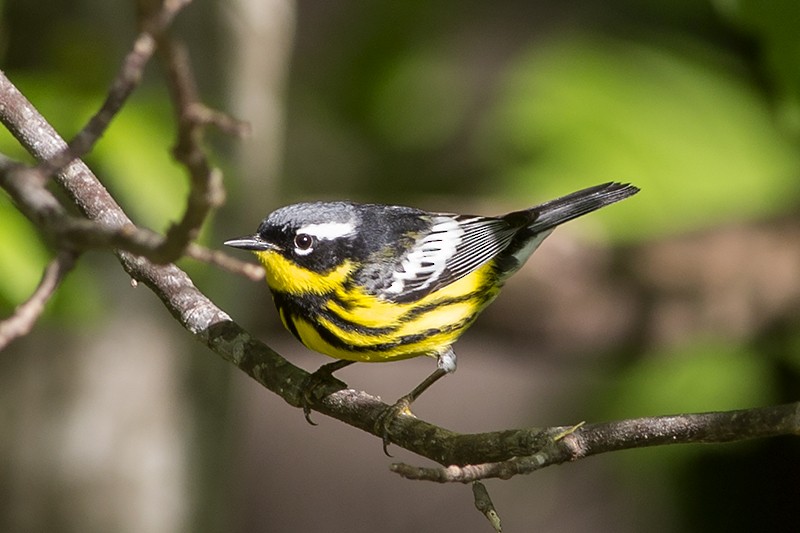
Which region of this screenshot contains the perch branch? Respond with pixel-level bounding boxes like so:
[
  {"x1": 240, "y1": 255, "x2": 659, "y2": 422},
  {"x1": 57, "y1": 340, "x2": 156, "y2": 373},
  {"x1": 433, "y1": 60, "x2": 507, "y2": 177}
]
[{"x1": 391, "y1": 403, "x2": 800, "y2": 482}]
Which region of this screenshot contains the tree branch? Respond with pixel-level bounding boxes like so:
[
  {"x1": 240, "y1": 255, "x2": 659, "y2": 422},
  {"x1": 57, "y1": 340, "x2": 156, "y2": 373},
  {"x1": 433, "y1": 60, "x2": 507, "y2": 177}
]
[
  {"x1": 390, "y1": 403, "x2": 800, "y2": 481},
  {"x1": 0, "y1": 154, "x2": 170, "y2": 260},
  {"x1": 0, "y1": 250, "x2": 78, "y2": 350}
]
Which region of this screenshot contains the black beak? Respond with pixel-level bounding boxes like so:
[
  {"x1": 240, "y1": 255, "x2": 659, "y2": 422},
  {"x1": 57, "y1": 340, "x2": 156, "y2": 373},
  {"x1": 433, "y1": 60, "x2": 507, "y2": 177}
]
[{"x1": 224, "y1": 235, "x2": 278, "y2": 251}]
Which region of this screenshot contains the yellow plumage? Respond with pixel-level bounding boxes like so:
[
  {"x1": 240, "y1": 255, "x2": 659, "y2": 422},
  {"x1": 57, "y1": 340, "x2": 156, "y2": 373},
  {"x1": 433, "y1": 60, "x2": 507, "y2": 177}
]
[
  {"x1": 254, "y1": 248, "x2": 499, "y2": 362},
  {"x1": 256, "y1": 249, "x2": 355, "y2": 295}
]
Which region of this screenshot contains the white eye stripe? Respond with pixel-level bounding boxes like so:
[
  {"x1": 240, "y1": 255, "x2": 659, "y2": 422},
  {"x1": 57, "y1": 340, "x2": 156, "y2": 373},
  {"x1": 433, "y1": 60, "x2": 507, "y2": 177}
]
[{"x1": 297, "y1": 222, "x2": 356, "y2": 241}]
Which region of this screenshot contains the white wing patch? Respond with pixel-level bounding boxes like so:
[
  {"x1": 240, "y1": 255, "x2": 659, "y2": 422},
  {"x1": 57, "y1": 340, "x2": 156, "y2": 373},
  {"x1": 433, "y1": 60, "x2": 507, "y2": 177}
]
[
  {"x1": 386, "y1": 216, "x2": 463, "y2": 295},
  {"x1": 385, "y1": 215, "x2": 518, "y2": 301}
]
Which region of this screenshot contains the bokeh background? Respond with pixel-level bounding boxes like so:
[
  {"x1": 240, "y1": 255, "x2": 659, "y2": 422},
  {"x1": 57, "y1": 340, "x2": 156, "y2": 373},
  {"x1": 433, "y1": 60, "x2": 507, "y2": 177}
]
[{"x1": 1, "y1": 1, "x2": 799, "y2": 532}]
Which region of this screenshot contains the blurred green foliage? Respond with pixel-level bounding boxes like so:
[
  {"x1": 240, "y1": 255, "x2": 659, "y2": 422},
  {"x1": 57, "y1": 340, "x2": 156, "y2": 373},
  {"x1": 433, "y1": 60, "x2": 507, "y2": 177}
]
[
  {"x1": 369, "y1": 50, "x2": 471, "y2": 152},
  {"x1": 602, "y1": 338, "x2": 775, "y2": 419},
  {"x1": 281, "y1": 3, "x2": 800, "y2": 240},
  {"x1": 90, "y1": 91, "x2": 188, "y2": 227},
  {"x1": 0, "y1": 196, "x2": 50, "y2": 307},
  {"x1": 0, "y1": 73, "x2": 188, "y2": 317},
  {"x1": 484, "y1": 35, "x2": 800, "y2": 239},
  {"x1": 717, "y1": 0, "x2": 800, "y2": 130}
]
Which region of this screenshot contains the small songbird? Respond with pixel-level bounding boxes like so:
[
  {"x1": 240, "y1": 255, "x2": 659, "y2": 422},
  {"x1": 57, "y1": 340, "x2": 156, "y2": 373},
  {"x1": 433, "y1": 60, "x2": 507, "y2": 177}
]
[{"x1": 225, "y1": 182, "x2": 639, "y2": 448}]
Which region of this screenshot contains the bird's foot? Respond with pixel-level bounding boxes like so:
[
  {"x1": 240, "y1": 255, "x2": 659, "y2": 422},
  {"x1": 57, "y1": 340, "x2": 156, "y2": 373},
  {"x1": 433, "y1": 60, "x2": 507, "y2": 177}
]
[
  {"x1": 374, "y1": 394, "x2": 416, "y2": 456},
  {"x1": 300, "y1": 360, "x2": 353, "y2": 425}
]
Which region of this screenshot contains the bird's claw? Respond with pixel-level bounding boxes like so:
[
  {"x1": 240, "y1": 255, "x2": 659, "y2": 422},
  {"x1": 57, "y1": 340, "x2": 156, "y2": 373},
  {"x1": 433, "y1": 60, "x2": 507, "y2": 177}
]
[
  {"x1": 299, "y1": 365, "x2": 345, "y2": 425},
  {"x1": 375, "y1": 395, "x2": 415, "y2": 456},
  {"x1": 300, "y1": 374, "x2": 323, "y2": 425},
  {"x1": 302, "y1": 403, "x2": 318, "y2": 426}
]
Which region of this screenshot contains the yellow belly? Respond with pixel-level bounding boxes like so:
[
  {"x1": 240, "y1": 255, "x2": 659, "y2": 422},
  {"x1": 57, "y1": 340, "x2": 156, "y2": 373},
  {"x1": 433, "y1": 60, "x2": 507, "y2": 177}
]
[{"x1": 277, "y1": 261, "x2": 500, "y2": 362}]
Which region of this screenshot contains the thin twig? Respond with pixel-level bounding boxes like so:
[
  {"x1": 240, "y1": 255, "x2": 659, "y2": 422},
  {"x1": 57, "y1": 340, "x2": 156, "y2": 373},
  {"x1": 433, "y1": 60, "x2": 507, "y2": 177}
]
[
  {"x1": 186, "y1": 244, "x2": 265, "y2": 281},
  {"x1": 0, "y1": 0, "x2": 242, "y2": 266},
  {"x1": 0, "y1": 155, "x2": 167, "y2": 258},
  {"x1": 0, "y1": 250, "x2": 78, "y2": 351},
  {"x1": 151, "y1": 39, "x2": 228, "y2": 263},
  {"x1": 185, "y1": 102, "x2": 251, "y2": 138},
  {"x1": 32, "y1": 0, "x2": 193, "y2": 180}
]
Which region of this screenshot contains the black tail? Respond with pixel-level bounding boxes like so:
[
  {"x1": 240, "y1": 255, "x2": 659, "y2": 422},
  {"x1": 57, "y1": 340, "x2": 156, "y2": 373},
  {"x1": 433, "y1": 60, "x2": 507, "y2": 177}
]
[{"x1": 510, "y1": 182, "x2": 639, "y2": 233}]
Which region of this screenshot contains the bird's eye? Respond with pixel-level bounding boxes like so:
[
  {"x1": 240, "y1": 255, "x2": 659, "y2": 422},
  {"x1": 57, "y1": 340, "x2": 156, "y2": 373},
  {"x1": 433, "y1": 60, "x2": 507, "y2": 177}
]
[{"x1": 294, "y1": 233, "x2": 315, "y2": 253}]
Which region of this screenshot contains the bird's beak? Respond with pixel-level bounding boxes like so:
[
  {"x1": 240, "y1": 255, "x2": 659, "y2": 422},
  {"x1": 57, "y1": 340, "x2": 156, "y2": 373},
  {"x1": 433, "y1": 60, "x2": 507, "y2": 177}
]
[{"x1": 224, "y1": 235, "x2": 279, "y2": 252}]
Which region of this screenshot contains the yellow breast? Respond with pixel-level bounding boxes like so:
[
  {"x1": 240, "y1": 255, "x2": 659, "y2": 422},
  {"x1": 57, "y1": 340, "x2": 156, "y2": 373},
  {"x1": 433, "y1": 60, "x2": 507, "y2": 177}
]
[{"x1": 257, "y1": 249, "x2": 500, "y2": 362}]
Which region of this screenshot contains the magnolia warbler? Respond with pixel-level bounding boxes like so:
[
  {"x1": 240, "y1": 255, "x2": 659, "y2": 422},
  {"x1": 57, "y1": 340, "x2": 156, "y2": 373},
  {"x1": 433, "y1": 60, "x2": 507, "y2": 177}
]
[{"x1": 225, "y1": 182, "x2": 639, "y2": 446}]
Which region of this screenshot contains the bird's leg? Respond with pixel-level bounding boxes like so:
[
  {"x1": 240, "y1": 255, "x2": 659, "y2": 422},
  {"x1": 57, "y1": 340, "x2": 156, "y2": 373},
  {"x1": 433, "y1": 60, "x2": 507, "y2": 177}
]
[
  {"x1": 301, "y1": 359, "x2": 356, "y2": 425},
  {"x1": 376, "y1": 347, "x2": 456, "y2": 455}
]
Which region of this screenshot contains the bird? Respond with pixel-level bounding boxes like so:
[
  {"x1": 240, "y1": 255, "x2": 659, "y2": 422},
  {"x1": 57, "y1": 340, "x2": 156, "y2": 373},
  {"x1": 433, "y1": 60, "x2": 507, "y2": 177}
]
[{"x1": 225, "y1": 181, "x2": 639, "y2": 450}]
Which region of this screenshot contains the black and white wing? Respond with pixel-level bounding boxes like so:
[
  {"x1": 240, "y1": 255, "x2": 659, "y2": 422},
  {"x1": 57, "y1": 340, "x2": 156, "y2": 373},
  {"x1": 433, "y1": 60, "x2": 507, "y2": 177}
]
[{"x1": 383, "y1": 215, "x2": 518, "y2": 302}]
